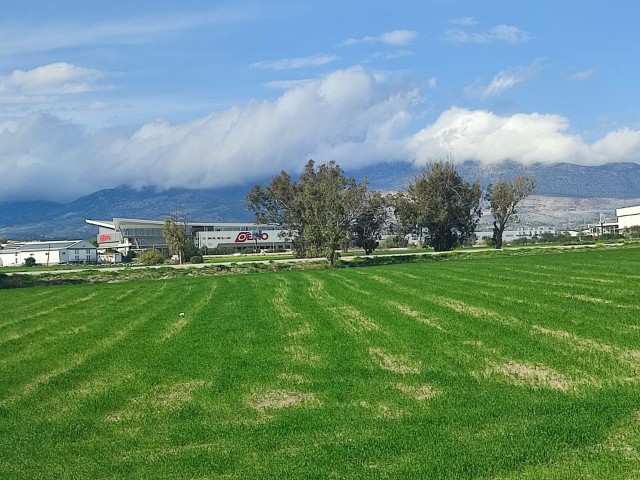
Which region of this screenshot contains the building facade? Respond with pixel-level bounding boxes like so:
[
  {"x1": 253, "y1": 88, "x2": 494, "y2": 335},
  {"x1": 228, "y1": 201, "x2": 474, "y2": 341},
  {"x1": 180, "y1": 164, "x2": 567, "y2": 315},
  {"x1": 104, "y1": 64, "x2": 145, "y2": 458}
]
[
  {"x1": 475, "y1": 226, "x2": 557, "y2": 244},
  {"x1": 617, "y1": 205, "x2": 640, "y2": 231},
  {"x1": 0, "y1": 240, "x2": 97, "y2": 266},
  {"x1": 86, "y1": 218, "x2": 292, "y2": 253}
]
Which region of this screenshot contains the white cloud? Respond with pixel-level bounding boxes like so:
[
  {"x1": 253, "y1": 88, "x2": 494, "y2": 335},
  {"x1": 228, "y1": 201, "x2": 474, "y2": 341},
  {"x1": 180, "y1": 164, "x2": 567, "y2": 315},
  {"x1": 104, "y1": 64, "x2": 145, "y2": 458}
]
[
  {"x1": 342, "y1": 30, "x2": 418, "y2": 47},
  {"x1": 0, "y1": 5, "x2": 262, "y2": 57},
  {"x1": 0, "y1": 66, "x2": 419, "y2": 202},
  {"x1": 450, "y1": 17, "x2": 478, "y2": 26},
  {"x1": 3, "y1": 66, "x2": 640, "y2": 204},
  {"x1": 380, "y1": 30, "x2": 418, "y2": 46},
  {"x1": 263, "y1": 79, "x2": 314, "y2": 89},
  {"x1": 427, "y1": 77, "x2": 437, "y2": 89},
  {"x1": 0, "y1": 63, "x2": 103, "y2": 97},
  {"x1": 563, "y1": 68, "x2": 598, "y2": 82},
  {"x1": 249, "y1": 54, "x2": 338, "y2": 70},
  {"x1": 367, "y1": 49, "x2": 414, "y2": 61},
  {"x1": 465, "y1": 59, "x2": 544, "y2": 98},
  {"x1": 408, "y1": 107, "x2": 640, "y2": 166},
  {"x1": 444, "y1": 24, "x2": 532, "y2": 44}
]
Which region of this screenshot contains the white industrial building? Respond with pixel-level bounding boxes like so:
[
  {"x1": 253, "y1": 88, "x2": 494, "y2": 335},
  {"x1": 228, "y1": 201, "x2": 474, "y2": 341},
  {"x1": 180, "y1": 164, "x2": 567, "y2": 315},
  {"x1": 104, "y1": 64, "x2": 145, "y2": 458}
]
[
  {"x1": 86, "y1": 218, "x2": 292, "y2": 254},
  {"x1": 0, "y1": 240, "x2": 97, "y2": 266},
  {"x1": 588, "y1": 205, "x2": 640, "y2": 236},
  {"x1": 475, "y1": 226, "x2": 556, "y2": 244},
  {"x1": 617, "y1": 205, "x2": 640, "y2": 231}
]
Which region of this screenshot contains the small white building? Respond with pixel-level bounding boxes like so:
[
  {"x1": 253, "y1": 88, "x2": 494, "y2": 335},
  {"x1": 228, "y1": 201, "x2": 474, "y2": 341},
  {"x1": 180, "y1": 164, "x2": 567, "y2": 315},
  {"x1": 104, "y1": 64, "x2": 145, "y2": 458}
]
[
  {"x1": 617, "y1": 205, "x2": 640, "y2": 231},
  {"x1": 0, "y1": 240, "x2": 97, "y2": 266}
]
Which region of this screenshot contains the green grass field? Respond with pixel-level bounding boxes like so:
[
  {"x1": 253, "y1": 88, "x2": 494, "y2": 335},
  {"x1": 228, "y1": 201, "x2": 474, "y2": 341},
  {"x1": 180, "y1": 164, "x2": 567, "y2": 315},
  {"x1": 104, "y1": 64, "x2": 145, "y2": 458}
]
[{"x1": 1, "y1": 246, "x2": 639, "y2": 479}]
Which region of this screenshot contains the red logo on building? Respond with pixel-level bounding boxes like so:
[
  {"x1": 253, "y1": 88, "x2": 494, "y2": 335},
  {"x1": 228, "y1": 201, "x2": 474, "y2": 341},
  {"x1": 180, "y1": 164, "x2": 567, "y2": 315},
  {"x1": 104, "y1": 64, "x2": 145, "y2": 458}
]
[
  {"x1": 99, "y1": 234, "x2": 111, "y2": 242},
  {"x1": 234, "y1": 232, "x2": 269, "y2": 243}
]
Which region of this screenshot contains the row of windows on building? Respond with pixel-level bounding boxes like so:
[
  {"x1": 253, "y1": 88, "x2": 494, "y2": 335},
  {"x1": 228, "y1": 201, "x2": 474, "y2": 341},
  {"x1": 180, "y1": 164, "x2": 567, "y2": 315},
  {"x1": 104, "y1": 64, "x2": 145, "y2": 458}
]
[{"x1": 121, "y1": 226, "x2": 282, "y2": 236}]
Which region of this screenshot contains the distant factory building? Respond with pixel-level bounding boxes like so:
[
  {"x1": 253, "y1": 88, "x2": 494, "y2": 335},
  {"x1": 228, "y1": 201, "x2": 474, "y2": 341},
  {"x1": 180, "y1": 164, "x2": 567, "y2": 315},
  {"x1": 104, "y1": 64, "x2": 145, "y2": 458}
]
[
  {"x1": 588, "y1": 205, "x2": 640, "y2": 236},
  {"x1": 475, "y1": 226, "x2": 556, "y2": 244},
  {"x1": 0, "y1": 240, "x2": 97, "y2": 266},
  {"x1": 616, "y1": 205, "x2": 640, "y2": 231},
  {"x1": 85, "y1": 218, "x2": 292, "y2": 253}
]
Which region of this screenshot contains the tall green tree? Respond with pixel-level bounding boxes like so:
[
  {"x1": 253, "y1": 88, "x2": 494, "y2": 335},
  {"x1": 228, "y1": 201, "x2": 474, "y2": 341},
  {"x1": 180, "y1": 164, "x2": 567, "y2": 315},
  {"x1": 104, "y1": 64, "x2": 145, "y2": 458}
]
[
  {"x1": 246, "y1": 160, "x2": 368, "y2": 266},
  {"x1": 393, "y1": 161, "x2": 482, "y2": 252},
  {"x1": 351, "y1": 191, "x2": 388, "y2": 255},
  {"x1": 486, "y1": 176, "x2": 536, "y2": 249},
  {"x1": 163, "y1": 216, "x2": 189, "y2": 264}
]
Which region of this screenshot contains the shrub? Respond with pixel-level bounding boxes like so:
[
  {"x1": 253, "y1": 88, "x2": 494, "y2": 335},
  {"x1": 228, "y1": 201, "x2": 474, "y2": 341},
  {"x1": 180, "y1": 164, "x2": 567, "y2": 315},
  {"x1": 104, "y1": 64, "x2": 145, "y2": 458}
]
[
  {"x1": 380, "y1": 235, "x2": 408, "y2": 249},
  {"x1": 24, "y1": 257, "x2": 36, "y2": 267},
  {"x1": 208, "y1": 246, "x2": 237, "y2": 256},
  {"x1": 190, "y1": 255, "x2": 204, "y2": 264},
  {"x1": 138, "y1": 249, "x2": 166, "y2": 265}
]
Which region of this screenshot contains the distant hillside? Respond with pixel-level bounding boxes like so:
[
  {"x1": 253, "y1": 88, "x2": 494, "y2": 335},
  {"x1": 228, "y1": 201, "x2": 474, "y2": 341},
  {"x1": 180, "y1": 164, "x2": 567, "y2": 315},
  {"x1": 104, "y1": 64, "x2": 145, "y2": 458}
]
[
  {"x1": 1, "y1": 161, "x2": 640, "y2": 240},
  {"x1": 456, "y1": 161, "x2": 640, "y2": 197}
]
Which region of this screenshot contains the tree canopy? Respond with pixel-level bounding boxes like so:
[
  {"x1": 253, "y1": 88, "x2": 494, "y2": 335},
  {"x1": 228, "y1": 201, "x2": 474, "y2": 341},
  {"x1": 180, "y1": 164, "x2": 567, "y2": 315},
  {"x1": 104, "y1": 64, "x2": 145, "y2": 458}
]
[
  {"x1": 350, "y1": 191, "x2": 388, "y2": 255},
  {"x1": 163, "y1": 217, "x2": 189, "y2": 264},
  {"x1": 486, "y1": 176, "x2": 536, "y2": 249},
  {"x1": 393, "y1": 161, "x2": 482, "y2": 252},
  {"x1": 246, "y1": 160, "x2": 368, "y2": 265}
]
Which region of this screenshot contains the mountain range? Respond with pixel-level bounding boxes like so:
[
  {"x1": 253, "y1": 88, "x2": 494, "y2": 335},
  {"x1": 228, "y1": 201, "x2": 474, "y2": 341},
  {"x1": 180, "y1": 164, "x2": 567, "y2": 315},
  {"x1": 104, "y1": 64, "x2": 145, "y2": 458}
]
[{"x1": 1, "y1": 161, "x2": 640, "y2": 240}]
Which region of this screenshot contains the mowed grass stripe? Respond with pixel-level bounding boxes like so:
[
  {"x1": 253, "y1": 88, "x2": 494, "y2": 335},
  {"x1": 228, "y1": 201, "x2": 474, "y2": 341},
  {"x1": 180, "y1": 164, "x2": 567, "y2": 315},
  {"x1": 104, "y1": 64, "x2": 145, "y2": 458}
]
[
  {"x1": 0, "y1": 288, "x2": 63, "y2": 327},
  {"x1": 373, "y1": 266, "x2": 606, "y2": 386},
  {"x1": 441, "y1": 258, "x2": 640, "y2": 345},
  {"x1": 0, "y1": 291, "x2": 100, "y2": 345},
  {"x1": 312, "y1": 271, "x2": 447, "y2": 405},
  {"x1": 1, "y1": 247, "x2": 640, "y2": 478},
  {"x1": 0, "y1": 283, "x2": 146, "y2": 344},
  {"x1": 0, "y1": 281, "x2": 189, "y2": 406},
  {"x1": 0, "y1": 283, "x2": 157, "y2": 372},
  {"x1": 0, "y1": 284, "x2": 149, "y2": 366},
  {"x1": 393, "y1": 258, "x2": 640, "y2": 384}
]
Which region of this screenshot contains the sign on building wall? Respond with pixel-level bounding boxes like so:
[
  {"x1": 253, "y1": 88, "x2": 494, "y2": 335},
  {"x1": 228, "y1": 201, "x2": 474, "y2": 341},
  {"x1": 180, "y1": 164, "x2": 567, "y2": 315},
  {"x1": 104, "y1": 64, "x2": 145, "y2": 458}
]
[{"x1": 234, "y1": 231, "x2": 270, "y2": 243}]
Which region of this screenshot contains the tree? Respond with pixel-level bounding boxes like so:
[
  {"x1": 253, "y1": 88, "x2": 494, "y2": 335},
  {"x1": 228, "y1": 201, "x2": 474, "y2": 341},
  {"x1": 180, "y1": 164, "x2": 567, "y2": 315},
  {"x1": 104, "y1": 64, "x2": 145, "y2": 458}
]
[
  {"x1": 163, "y1": 216, "x2": 189, "y2": 264},
  {"x1": 393, "y1": 161, "x2": 482, "y2": 252},
  {"x1": 485, "y1": 176, "x2": 536, "y2": 249},
  {"x1": 24, "y1": 257, "x2": 36, "y2": 267},
  {"x1": 351, "y1": 191, "x2": 388, "y2": 254},
  {"x1": 623, "y1": 226, "x2": 640, "y2": 240},
  {"x1": 246, "y1": 160, "x2": 368, "y2": 266},
  {"x1": 183, "y1": 241, "x2": 199, "y2": 262},
  {"x1": 139, "y1": 248, "x2": 166, "y2": 265}
]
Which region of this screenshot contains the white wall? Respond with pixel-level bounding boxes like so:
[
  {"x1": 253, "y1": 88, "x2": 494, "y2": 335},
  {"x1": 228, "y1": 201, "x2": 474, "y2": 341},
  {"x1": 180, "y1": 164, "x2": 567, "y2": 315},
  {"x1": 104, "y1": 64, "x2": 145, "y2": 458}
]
[
  {"x1": 62, "y1": 242, "x2": 98, "y2": 263},
  {"x1": 0, "y1": 241, "x2": 97, "y2": 266},
  {"x1": 0, "y1": 251, "x2": 20, "y2": 266},
  {"x1": 197, "y1": 229, "x2": 291, "y2": 249},
  {"x1": 617, "y1": 206, "x2": 640, "y2": 230}
]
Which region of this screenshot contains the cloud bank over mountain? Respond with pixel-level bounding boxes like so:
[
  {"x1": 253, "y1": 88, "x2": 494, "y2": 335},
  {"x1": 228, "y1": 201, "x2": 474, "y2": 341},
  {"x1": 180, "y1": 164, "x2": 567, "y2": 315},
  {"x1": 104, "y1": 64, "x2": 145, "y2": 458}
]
[{"x1": 2, "y1": 66, "x2": 640, "y2": 203}]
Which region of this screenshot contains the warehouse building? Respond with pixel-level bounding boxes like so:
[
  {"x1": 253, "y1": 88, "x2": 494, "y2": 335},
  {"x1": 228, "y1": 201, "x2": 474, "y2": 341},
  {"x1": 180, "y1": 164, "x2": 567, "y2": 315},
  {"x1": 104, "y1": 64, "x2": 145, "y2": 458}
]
[
  {"x1": 0, "y1": 240, "x2": 97, "y2": 266},
  {"x1": 587, "y1": 205, "x2": 640, "y2": 236},
  {"x1": 85, "y1": 218, "x2": 292, "y2": 253},
  {"x1": 474, "y1": 226, "x2": 556, "y2": 244},
  {"x1": 616, "y1": 205, "x2": 640, "y2": 231}
]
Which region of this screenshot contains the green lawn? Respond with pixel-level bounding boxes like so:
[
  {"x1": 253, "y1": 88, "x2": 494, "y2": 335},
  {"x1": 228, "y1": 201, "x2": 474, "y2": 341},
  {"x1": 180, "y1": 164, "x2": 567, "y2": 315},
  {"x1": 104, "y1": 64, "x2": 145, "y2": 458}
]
[{"x1": 1, "y1": 246, "x2": 639, "y2": 478}]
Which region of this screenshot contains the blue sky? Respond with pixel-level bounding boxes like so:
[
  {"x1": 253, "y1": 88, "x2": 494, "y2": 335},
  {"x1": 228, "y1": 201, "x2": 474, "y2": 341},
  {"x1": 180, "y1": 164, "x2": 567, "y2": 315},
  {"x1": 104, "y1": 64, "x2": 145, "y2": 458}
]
[{"x1": 1, "y1": 0, "x2": 639, "y2": 202}]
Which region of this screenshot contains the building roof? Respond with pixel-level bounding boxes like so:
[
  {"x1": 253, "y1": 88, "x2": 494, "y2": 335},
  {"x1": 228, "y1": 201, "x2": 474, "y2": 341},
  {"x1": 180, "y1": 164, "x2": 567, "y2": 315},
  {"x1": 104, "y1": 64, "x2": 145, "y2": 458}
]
[
  {"x1": 113, "y1": 218, "x2": 271, "y2": 227},
  {"x1": 617, "y1": 205, "x2": 640, "y2": 217},
  {"x1": 10, "y1": 240, "x2": 93, "y2": 252},
  {"x1": 85, "y1": 219, "x2": 116, "y2": 229}
]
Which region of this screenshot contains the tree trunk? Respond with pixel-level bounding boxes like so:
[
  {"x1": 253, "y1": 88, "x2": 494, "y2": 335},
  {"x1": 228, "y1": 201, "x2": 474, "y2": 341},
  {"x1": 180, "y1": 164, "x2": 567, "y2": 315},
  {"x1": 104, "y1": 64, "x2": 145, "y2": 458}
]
[{"x1": 493, "y1": 221, "x2": 505, "y2": 249}]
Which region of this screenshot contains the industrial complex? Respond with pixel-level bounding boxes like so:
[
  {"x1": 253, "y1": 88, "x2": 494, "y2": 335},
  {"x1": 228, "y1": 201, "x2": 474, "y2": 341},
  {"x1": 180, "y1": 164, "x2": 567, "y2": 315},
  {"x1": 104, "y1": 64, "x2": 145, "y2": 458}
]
[{"x1": 85, "y1": 218, "x2": 292, "y2": 253}]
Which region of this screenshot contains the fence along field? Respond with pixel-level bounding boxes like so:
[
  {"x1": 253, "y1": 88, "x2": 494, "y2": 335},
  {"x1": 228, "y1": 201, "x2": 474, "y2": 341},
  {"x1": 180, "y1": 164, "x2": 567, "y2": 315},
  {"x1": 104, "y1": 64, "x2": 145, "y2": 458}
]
[{"x1": 1, "y1": 246, "x2": 640, "y2": 478}]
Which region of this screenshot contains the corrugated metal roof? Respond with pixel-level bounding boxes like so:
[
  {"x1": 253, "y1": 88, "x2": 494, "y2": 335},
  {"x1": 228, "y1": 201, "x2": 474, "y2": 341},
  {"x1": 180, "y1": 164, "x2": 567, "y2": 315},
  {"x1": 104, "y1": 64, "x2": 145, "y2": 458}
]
[
  {"x1": 16, "y1": 241, "x2": 93, "y2": 252},
  {"x1": 18, "y1": 241, "x2": 77, "y2": 252}
]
